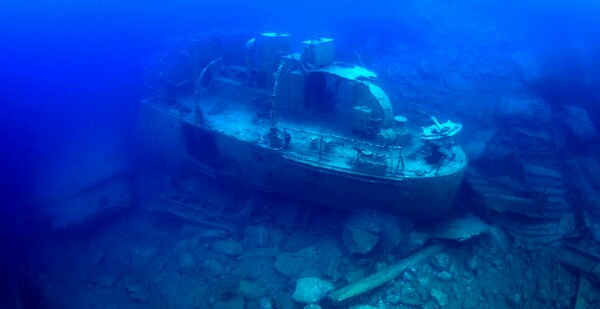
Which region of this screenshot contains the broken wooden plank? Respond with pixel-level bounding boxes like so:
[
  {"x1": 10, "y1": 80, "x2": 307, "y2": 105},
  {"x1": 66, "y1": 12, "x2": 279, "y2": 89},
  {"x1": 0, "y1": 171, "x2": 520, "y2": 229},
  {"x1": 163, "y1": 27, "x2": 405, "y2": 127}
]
[
  {"x1": 560, "y1": 244, "x2": 600, "y2": 284},
  {"x1": 328, "y1": 243, "x2": 447, "y2": 304}
]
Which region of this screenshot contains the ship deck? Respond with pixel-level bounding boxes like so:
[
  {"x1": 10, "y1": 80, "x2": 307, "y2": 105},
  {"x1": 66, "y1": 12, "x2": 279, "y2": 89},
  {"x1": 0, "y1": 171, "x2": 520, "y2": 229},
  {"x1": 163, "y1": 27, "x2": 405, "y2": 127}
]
[{"x1": 169, "y1": 94, "x2": 467, "y2": 180}]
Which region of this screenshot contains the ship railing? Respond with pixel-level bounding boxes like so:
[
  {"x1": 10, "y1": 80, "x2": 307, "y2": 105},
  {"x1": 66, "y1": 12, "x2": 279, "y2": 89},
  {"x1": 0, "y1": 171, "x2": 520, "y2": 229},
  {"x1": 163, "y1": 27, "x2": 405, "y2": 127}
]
[{"x1": 282, "y1": 126, "x2": 406, "y2": 177}]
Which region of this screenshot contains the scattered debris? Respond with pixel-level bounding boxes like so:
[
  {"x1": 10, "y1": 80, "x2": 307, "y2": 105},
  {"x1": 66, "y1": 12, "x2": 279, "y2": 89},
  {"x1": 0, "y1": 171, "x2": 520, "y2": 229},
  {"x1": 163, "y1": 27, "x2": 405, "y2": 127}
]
[
  {"x1": 505, "y1": 213, "x2": 579, "y2": 249},
  {"x1": 156, "y1": 191, "x2": 240, "y2": 232},
  {"x1": 425, "y1": 214, "x2": 490, "y2": 242},
  {"x1": 328, "y1": 243, "x2": 447, "y2": 304},
  {"x1": 560, "y1": 244, "x2": 600, "y2": 283}
]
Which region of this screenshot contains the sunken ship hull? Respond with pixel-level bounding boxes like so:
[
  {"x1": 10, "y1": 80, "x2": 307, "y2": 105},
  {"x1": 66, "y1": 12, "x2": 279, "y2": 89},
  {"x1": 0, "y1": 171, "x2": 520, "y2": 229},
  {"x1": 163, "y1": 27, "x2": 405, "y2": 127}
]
[
  {"x1": 138, "y1": 32, "x2": 467, "y2": 219},
  {"x1": 139, "y1": 102, "x2": 465, "y2": 218}
]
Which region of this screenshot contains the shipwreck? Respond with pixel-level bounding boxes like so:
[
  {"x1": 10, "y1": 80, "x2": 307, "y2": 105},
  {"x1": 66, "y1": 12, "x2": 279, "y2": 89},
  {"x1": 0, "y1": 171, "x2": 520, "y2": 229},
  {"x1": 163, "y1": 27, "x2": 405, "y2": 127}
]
[{"x1": 137, "y1": 32, "x2": 467, "y2": 219}]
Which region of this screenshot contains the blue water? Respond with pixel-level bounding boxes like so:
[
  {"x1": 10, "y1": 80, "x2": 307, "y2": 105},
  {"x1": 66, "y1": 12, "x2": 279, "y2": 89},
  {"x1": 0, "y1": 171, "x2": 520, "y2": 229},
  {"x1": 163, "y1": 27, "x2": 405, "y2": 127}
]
[{"x1": 2, "y1": 0, "x2": 600, "y2": 307}]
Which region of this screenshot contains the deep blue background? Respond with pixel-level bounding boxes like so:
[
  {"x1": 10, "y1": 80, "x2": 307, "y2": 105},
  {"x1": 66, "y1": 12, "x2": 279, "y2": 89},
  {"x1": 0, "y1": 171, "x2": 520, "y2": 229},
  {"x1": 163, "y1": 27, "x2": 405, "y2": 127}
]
[{"x1": 0, "y1": 0, "x2": 409, "y2": 201}]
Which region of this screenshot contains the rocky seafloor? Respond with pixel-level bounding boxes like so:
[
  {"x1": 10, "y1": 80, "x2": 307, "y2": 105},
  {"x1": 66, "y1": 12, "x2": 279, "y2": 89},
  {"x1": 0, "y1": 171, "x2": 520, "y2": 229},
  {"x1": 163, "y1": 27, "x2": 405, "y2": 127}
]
[{"x1": 27, "y1": 179, "x2": 589, "y2": 309}]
